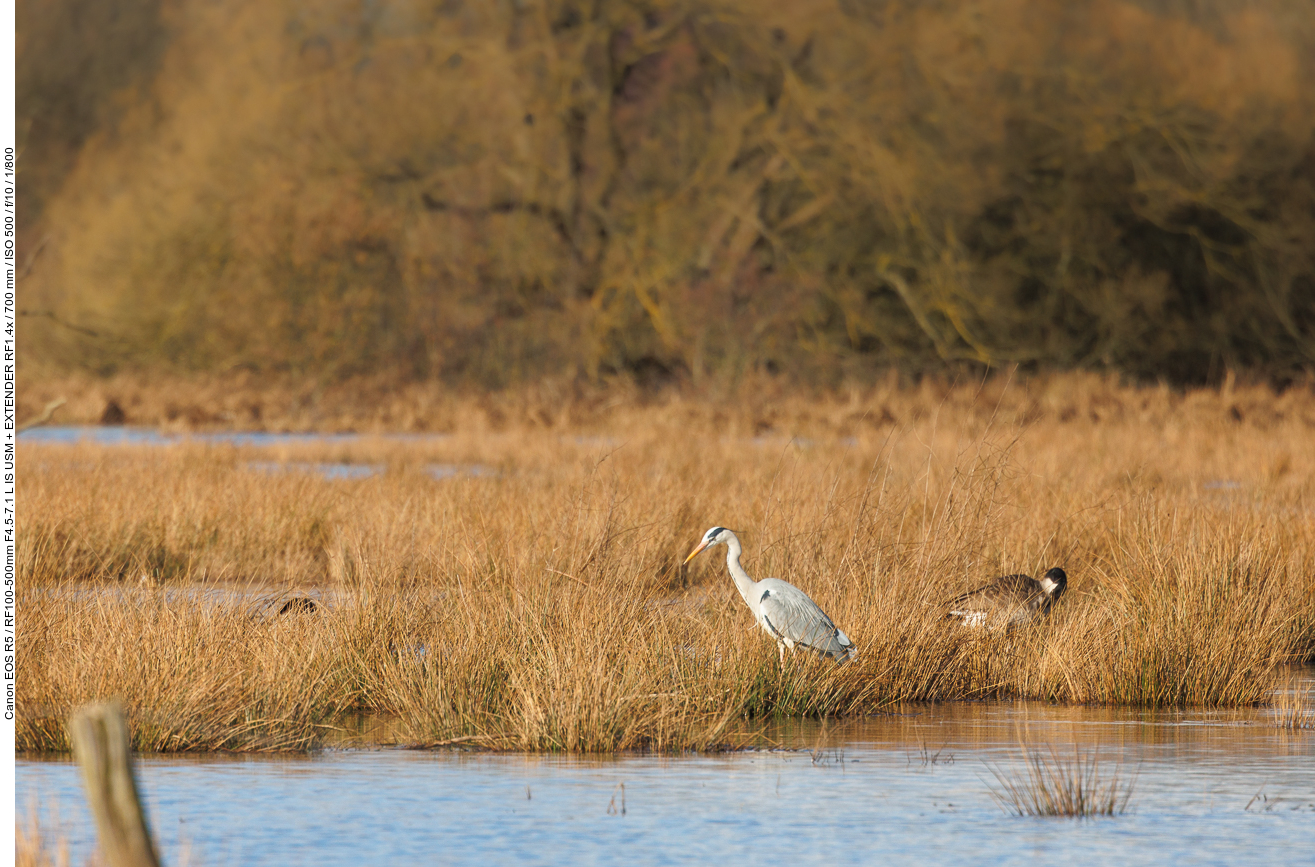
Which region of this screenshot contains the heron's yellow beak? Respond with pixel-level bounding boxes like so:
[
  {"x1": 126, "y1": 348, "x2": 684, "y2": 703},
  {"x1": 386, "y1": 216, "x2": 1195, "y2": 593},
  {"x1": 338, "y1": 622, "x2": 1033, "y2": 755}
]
[{"x1": 683, "y1": 540, "x2": 709, "y2": 564}]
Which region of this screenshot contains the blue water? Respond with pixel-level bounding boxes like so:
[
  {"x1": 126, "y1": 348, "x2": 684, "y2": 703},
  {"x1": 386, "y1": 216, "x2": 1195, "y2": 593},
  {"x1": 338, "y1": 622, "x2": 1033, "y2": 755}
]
[
  {"x1": 20, "y1": 427, "x2": 496, "y2": 481},
  {"x1": 18, "y1": 703, "x2": 1315, "y2": 866},
  {"x1": 241, "y1": 461, "x2": 493, "y2": 481},
  {"x1": 243, "y1": 460, "x2": 386, "y2": 481},
  {"x1": 18, "y1": 426, "x2": 409, "y2": 448}
]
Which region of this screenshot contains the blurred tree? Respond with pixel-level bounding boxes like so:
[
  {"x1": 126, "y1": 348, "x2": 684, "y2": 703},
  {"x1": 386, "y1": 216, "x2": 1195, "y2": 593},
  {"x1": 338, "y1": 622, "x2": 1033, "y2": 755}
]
[
  {"x1": 17, "y1": 0, "x2": 1315, "y2": 386},
  {"x1": 16, "y1": 0, "x2": 168, "y2": 233}
]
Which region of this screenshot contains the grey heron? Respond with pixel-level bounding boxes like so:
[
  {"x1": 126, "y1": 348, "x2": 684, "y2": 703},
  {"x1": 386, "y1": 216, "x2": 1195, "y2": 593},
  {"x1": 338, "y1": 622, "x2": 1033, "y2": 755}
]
[
  {"x1": 684, "y1": 526, "x2": 857, "y2": 664},
  {"x1": 944, "y1": 567, "x2": 1067, "y2": 630}
]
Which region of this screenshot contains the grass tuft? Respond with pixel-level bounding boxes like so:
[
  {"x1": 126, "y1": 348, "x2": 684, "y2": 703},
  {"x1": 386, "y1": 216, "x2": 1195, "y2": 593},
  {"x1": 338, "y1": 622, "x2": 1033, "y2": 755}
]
[
  {"x1": 986, "y1": 744, "x2": 1136, "y2": 818},
  {"x1": 1272, "y1": 676, "x2": 1315, "y2": 730},
  {"x1": 15, "y1": 798, "x2": 72, "y2": 867}
]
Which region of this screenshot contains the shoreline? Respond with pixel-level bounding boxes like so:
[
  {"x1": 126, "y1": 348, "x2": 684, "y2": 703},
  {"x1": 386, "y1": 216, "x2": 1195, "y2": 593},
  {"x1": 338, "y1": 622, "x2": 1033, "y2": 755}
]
[{"x1": 17, "y1": 369, "x2": 1315, "y2": 437}]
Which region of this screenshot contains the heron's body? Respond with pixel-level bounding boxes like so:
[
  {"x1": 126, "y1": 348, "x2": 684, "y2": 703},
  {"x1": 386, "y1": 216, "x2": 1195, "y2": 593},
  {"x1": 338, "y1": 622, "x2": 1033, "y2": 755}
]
[
  {"x1": 945, "y1": 568, "x2": 1067, "y2": 631},
  {"x1": 686, "y1": 527, "x2": 856, "y2": 664}
]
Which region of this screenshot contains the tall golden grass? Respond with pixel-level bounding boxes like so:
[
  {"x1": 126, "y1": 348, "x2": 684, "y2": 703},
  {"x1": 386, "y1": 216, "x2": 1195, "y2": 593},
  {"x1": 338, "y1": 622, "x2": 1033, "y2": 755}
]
[
  {"x1": 17, "y1": 375, "x2": 1315, "y2": 752},
  {"x1": 1272, "y1": 674, "x2": 1315, "y2": 729},
  {"x1": 19, "y1": 0, "x2": 1315, "y2": 384}
]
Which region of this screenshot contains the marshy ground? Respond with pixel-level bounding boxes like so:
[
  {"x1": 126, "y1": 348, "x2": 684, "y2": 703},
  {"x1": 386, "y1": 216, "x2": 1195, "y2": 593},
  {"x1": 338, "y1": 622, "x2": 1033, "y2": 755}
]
[{"x1": 17, "y1": 373, "x2": 1315, "y2": 754}]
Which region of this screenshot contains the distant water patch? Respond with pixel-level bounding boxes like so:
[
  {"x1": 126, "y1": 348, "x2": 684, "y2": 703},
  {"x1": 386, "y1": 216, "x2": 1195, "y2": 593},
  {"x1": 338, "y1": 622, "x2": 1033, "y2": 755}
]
[
  {"x1": 242, "y1": 461, "x2": 493, "y2": 482},
  {"x1": 18, "y1": 426, "x2": 450, "y2": 447},
  {"x1": 244, "y1": 461, "x2": 384, "y2": 481}
]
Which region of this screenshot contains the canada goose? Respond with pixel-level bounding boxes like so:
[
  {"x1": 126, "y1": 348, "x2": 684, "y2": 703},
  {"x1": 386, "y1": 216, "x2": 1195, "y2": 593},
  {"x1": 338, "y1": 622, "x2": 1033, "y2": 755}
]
[{"x1": 945, "y1": 567, "x2": 1067, "y2": 630}]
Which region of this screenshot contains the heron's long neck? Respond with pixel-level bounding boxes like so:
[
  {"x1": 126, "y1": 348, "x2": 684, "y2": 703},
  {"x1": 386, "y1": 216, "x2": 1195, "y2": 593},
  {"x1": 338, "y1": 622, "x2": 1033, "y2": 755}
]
[{"x1": 723, "y1": 535, "x2": 758, "y2": 606}]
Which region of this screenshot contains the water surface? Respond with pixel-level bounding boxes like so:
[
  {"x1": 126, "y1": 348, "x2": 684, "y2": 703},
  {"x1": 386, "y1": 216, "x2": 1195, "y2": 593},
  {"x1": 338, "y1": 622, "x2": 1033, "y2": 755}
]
[
  {"x1": 20, "y1": 426, "x2": 496, "y2": 481},
  {"x1": 19, "y1": 701, "x2": 1315, "y2": 866},
  {"x1": 18, "y1": 426, "x2": 437, "y2": 447}
]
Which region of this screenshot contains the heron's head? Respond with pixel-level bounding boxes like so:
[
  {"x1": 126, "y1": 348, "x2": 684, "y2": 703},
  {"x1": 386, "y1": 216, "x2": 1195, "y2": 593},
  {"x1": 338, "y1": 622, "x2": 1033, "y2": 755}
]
[
  {"x1": 1040, "y1": 567, "x2": 1067, "y2": 598},
  {"x1": 684, "y1": 526, "x2": 732, "y2": 563}
]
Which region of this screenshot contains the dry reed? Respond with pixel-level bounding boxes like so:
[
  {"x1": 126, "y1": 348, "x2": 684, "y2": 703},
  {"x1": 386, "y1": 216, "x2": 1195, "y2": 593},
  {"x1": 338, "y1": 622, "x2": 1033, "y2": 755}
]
[
  {"x1": 986, "y1": 744, "x2": 1136, "y2": 817},
  {"x1": 17, "y1": 375, "x2": 1315, "y2": 752},
  {"x1": 1272, "y1": 675, "x2": 1315, "y2": 729},
  {"x1": 15, "y1": 798, "x2": 72, "y2": 867},
  {"x1": 14, "y1": 825, "x2": 67, "y2": 867}
]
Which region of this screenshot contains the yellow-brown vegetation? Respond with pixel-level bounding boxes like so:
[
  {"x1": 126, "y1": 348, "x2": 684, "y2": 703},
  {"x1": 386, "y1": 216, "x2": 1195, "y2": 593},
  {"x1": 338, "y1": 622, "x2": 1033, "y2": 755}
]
[
  {"x1": 15, "y1": 798, "x2": 71, "y2": 867},
  {"x1": 1273, "y1": 673, "x2": 1315, "y2": 729},
  {"x1": 17, "y1": 375, "x2": 1315, "y2": 752},
  {"x1": 19, "y1": 0, "x2": 1315, "y2": 384},
  {"x1": 987, "y1": 744, "x2": 1135, "y2": 817}
]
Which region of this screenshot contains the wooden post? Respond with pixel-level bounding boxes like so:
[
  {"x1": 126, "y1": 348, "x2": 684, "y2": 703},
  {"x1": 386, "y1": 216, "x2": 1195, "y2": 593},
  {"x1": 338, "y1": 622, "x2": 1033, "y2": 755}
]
[{"x1": 67, "y1": 701, "x2": 162, "y2": 867}]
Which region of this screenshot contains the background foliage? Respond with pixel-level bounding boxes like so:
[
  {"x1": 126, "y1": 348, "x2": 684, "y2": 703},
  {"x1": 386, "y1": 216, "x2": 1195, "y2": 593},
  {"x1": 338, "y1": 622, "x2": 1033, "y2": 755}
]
[{"x1": 17, "y1": 0, "x2": 1315, "y2": 386}]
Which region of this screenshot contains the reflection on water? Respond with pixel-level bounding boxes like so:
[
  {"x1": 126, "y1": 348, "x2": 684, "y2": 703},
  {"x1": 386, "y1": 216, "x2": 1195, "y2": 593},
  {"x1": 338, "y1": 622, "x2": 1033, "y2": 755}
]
[
  {"x1": 20, "y1": 427, "x2": 499, "y2": 481},
  {"x1": 18, "y1": 426, "x2": 413, "y2": 447},
  {"x1": 424, "y1": 464, "x2": 496, "y2": 481},
  {"x1": 241, "y1": 461, "x2": 494, "y2": 482},
  {"x1": 18, "y1": 699, "x2": 1315, "y2": 867},
  {"x1": 245, "y1": 461, "x2": 386, "y2": 481}
]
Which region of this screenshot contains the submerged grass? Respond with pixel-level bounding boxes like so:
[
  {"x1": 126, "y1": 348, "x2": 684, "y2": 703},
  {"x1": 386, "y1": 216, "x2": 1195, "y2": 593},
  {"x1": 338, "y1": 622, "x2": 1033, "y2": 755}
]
[
  {"x1": 15, "y1": 820, "x2": 66, "y2": 867},
  {"x1": 16, "y1": 376, "x2": 1315, "y2": 752},
  {"x1": 1272, "y1": 676, "x2": 1315, "y2": 730},
  {"x1": 986, "y1": 745, "x2": 1136, "y2": 817},
  {"x1": 15, "y1": 796, "x2": 74, "y2": 867}
]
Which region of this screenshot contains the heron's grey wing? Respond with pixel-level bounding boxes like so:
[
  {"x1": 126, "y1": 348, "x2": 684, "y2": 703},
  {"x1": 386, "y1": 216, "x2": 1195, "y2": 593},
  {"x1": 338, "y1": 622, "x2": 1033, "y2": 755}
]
[{"x1": 757, "y1": 579, "x2": 855, "y2": 661}]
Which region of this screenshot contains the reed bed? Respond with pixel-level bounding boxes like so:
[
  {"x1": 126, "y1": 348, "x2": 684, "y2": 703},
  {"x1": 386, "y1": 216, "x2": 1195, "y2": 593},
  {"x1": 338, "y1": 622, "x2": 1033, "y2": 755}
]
[
  {"x1": 986, "y1": 745, "x2": 1136, "y2": 817},
  {"x1": 17, "y1": 376, "x2": 1315, "y2": 752}
]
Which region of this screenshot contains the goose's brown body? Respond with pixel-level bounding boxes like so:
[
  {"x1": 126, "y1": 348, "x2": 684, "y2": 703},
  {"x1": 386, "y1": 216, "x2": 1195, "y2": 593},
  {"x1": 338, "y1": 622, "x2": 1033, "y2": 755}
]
[{"x1": 945, "y1": 568, "x2": 1067, "y2": 631}]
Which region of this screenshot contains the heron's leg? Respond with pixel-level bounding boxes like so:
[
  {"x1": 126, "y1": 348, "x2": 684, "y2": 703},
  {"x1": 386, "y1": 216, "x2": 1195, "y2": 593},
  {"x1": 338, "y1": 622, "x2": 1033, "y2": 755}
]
[{"x1": 778, "y1": 643, "x2": 785, "y2": 669}]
